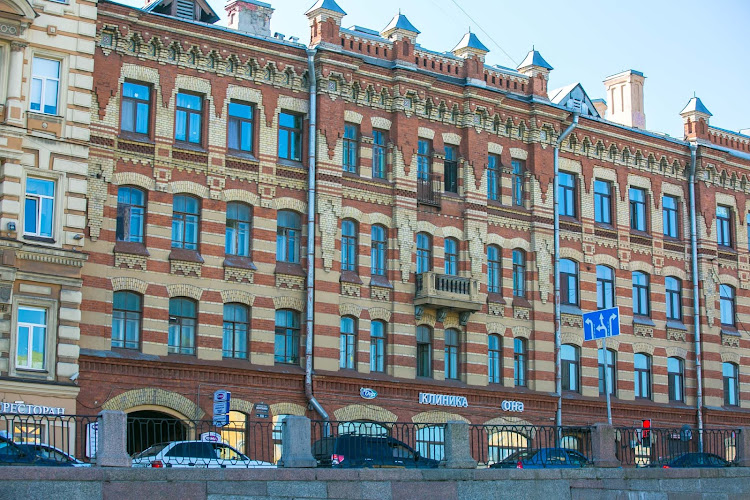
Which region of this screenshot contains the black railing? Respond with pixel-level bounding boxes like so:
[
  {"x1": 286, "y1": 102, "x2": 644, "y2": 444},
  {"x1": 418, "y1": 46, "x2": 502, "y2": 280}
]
[
  {"x1": 435, "y1": 274, "x2": 472, "y2": 295},
  {"x1": 614, "y1": 427, "x2": 739, "y2": 467},
  {"x1": 417, "y1": 173, "x2": 441, "y2": 207},
  {"x1": 311, "y1": 420, "x2": 444, "y2": 468},
  {"x1": 127, "y1": 416, "x2": 277, "y2": 468},
  {"x1": 469, "y1": 424, "x2": 592, "y2": 468},
  {"x1": 0, "y1": 413, "x2": 99, "y2": 466}
]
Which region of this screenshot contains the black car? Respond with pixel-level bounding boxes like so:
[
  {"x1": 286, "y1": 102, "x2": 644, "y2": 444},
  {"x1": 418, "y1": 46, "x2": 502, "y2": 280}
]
[
  {"x1": 655, "y1": 452, "x2": 732, "y2": 468},
  {"x1": 312, "y1": 434, "x2": 440, "y2": 468},
  {"x1": 0, "y1": 436, "x2": 74, "y2": 466},
  {"x1": 489, "y1": 448, "x2": 591, "y2": 469}
]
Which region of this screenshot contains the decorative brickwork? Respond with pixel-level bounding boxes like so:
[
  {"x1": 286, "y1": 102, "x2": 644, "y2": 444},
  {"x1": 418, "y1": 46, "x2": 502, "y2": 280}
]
[
  {"x1": 334, "y1": 404, "x2": 397, "y2": 423},
  {"x1": 273, "y1": 297, "x2": 304, "y2": 312},
  {"x1": 340, "y1": 281, "x2": 361, "y2": 297},
  {"x1": 115, "y1": 252, "x2": 147, "y2": 270},
  {"x1": 110, "y1": 277, "x2": 149, "y2": 295},
  {"x1": 634, "y1": 324, "x2": 655, "y2": 338},
  {"x1": 220, "y1": 290, "x2": 256, "y2": 307},
  {"x1": 269, "y1": 402, "x2": 306, "y2": 417},
  {"x1": 412, "y1": 411, "x2": 469, "y2": 424},
  {"x1": 276, "y1": 273, "x2": 304, "y2": 290},
  {"x1": 170, "y1": 259, "x2": 203, "y2": 277},
  {"x1": 370, "y1": 285, "x2": 391, "y2": 302},
  {"x1": 224, "y1": 266, "x2": 254, "y2": 283},
  {"x1": 166, "y1": 284, "x2": 203, "y2": 300},
  {"x1": 666, "y1": 328, "x2": 687, "y2": 342},
  {"x1": 102, "y1": 388, "x2": 204, "y2": 419}
]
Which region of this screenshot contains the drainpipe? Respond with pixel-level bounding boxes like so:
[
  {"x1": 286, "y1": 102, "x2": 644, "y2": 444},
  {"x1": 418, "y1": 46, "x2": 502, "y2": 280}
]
[
  {"x1": 304, "y1": 47, "x2": 330, "y2": 435},
  {"x1": 554, "y1": 111, "x2": 579, "y2": 433},
  {"x1": 688, "y1": 142, "x2": 704, "y2": 452}
]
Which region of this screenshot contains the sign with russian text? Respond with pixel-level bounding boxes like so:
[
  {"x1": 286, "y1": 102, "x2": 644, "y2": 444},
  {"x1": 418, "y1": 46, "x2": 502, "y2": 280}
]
[
  {"x1": 418, "y1": 392, "x2": 468, "y2": 408},
  {"x1": 1, "y1": 401, "x2": 65, "y2": 415}
]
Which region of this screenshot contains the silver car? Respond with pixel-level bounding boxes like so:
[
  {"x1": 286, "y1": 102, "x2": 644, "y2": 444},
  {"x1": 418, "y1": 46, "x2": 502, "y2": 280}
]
[{"x1": 131, "y1": 440, "x2": 275, "y2": 468}]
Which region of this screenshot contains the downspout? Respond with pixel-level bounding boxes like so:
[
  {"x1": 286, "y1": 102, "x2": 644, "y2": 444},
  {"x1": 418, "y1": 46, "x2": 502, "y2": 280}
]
[
  {"x1": 688, "y1": 142, "x2": 704, "y2": 452},
  {"x1": 305, "y1": 47, "x2": 330, "y2": 434},
  {"x1": 554, "y1": 111, "x2": 579, "y2": 432}
]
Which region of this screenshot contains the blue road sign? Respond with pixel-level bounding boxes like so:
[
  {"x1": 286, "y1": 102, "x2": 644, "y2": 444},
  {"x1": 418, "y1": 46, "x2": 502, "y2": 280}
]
[{"x1": 583, "y1": 306, "x2": 620, "y2": 341}]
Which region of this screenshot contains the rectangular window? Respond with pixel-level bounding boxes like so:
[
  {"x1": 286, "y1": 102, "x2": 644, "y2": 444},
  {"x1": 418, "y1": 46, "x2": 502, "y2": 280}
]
[
  {"x1": 416, "y1": 326, "x2": 432, "y2": 378},
  {"x1": 487, "y1": 246, "x2": 501, "y2": 294},
  {"x1": 512, "y1": 160, "x2": 524, "y2": 206},
  {"x1": 417, "y1": 139, "x2": 431, "y2": 181},
  {"x1": 444, "y1": 146, "x2": 458, "y2": 194},
  {"x1": 668, "y1": 357, "x2": 684, "y2": 403},
  {"x1": 512, "y1": 250, "x2": 525, "y2": 297},
  {"x1": 370, "y1": 321, "x2": 385, "y2": 373},
  {"x1": 371, "y1": 225, "x2": 386, "y2": 276},
  {"x1": 121, "y1": 82, "x2": 150, "y2": 136},
  {"x1": 372, "y1": 130, "x2": 387, "y2": 179},
  {"x1": 274, "y1": 310, "x2": 300, "y2": 364},
  {"x1": 634, "y1": 354, "x2": 651, "y2": 400},
  {"x1": 598, "y1": 348, "x2": 617, "y2": 396},
  {"x1": 559, "y1": 172, "x2": 576, "y2": 218},
  {"x1": 487, "y1": 154, "x2": 500, "y2": 201},
  {"x1": 24, "y1": 178, "x2": 55, "y2": 239},
  {"x1": 171, "y1": 195, "x2": 200, "y2": 250},
  {"x1": 228, "y1": 101, "x2": 254, "y2": 153},
  {"x1": 223, "y1": 304, "x2": 249, "y2": 359},
  {"x1": 112, "y1": 291, "x2": 141, "y2": 349},
  {"x1": 339, "y1": 317, "x2": 356, "y2": 369},
  {"x1": 717, "y1": 205, "x2": 733, "y2": 247},
  {"x1": 720, "y1": 284, "x2": 735, "y2": 326},
  {"x1": 343, "y1": 123, "x2": 358, "y2": 173},
  {"x1": 561, "y1": 345, "x2": 580, "y2": 393},
  {"x1": 665, "y1": 277, "x2": 682, "y2": 321},
  {"x1": 594, "y1": 180, "x2": 612, "y2": 225},
  {"x1": 175, "y1": 92, "x2": 203, "y2": 145},
  {"x1": 444, "y1": 329, "x2": 459, "y2": 380},
  {"x1": 278, "y1": 112, "x2": 302, "y2": 161},
  {"x1": 488, "y1": 335, "x2": 501, "y2": 384},
  {"x1": 632, "y1": 272, "x2": 650, "y2": 317},
  {"x1": 662, "y1": 195, "x2": 679, "y2": 239},
  {"x1": 16, "y1": 307, "x2": 47, "y2": 370},
  {"x1": 116, "y1": 186, "x2": 145, "y2": 243},
  {"x1": 723, "y1": 363, "x2": 739, "y2": 406},
  {"x1": 629, "y1": 187, "x2": 647, "y2": 231},
  {"x1": 596, "y1": 266, "x2": 615, "y2": 310},
  {"x1": 514, "y1": 338, "x2": 526, "y2": 387},
  {"x1": 30, "y1": 57, "x2": 60, "y2": 115}
]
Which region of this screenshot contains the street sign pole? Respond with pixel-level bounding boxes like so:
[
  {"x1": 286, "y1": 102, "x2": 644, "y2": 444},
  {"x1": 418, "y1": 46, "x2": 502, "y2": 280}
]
[
  {"x1": 583, "y1": 306, "x2": 620, "y2": 426},
  {"x1": 603, "y1": 336, "x2": 612, "y2": 425}
]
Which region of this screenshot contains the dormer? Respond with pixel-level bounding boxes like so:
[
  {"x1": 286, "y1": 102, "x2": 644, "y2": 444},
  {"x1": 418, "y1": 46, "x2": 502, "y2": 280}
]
[
  {"x1": 517, "y1": 49, "x2": 553, "y2": 98},
  {"x1": 305, "y1": 0, "x2": 346, "y2": 48},
  {"x1": 144, "y1": 0, "x2": 220, "y2": 24},
  {"x1": 680, "y1": 96, "x2": 712, "y2": 142}
]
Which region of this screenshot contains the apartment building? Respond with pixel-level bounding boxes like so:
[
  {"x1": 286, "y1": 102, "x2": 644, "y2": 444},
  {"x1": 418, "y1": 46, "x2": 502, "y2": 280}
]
[{"x1": 78, "y1": 0, "x2": 750, "y2": 456}]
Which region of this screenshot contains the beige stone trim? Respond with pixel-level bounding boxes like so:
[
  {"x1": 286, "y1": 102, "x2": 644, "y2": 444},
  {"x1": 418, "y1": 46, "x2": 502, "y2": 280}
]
[
  {"x1": 220, "y1": 290, "x2": 255, "y2": 307},
  {"x1": 561, "y1": 331, "x2": 583, "y2": 347},
  {"x1": 339, "y1": 302, "x2": 362, "y2": 318},
  {"x1": 417, "y1": 127, "x2": 435, "y2": 140},
  {"x1": 416, "y1": 220, "x2": 439, "y2": 236},
  {"x1": 483, "y1": 416, "x2": 533, "y2": 427},
  {"x1": 629, "y1": 260, "x2": 655, "y2": 275},
  {"x1": 559, "y1": 247, "x2": 584, "y2": 262},
  {"x1": 368, "y1": 213, "x2": 392, "y2": 227},
  {"x1": 230, "y1": 398, "x2": 255, "y2": 415},
  {"x1": 662, "y1": 266, "x2": 688, "y2": 281},
  {"x1": 633, "y1": 342, "x2": 655, "y2": 356},
  {"x1": 103, "y1": 388, "x2": 204, "y2": 419},
  {"x1": 721, "y1": 351, "x2": 741, "y2": 364},
  {"x1": 486, "y1": 322, "x2": 506, "y2": 335},
  {"x1": 412, "y1": 410, "x2": 468, "y2": 424},
  {"x1": 168, "y1": 181, "x2": 210, "y2": 199},
  {"x1": 418, "y1": 312, "x2": 436, "y2": 329},
  {"x1": 270, "y1": 402, "x2": 306, "y2": 417},
  {"x1": 592, "y1": 253, "x2": 620, "y2": 269},
  {"x1": 511, "y1": 326, "x2": 531, "y2": 339},
  {"x1": 223, "y1": 189, "x2": 260, "y2": 207},
  {"x1": 559, "y1": 157, "x2": 582, "y2": 174},
  {"x1": 442, "y1": 132, "x2": 461, "y2": 145},
  {"x1": 274, "y1": 296, "x2": 304, "y2": 312},
  {"x1": 509, "y1": 148, "x2": 528, "y2": 160},
  {"x1": 344, "y1": 110, "x2": 363, "y2": 125},
  {"x1": 112, "y1": 172, "x2": 156, "y2": 191},
  {"x1": 441, "y1": 226, "x2": 463, "y2": 240},
  {"x1": 333, "y1": 404, "x2": 397, "y2": 423},
  {"x1": 666, "y1": 346, "x2": 688, "y2": 359},
  {"x1": 443, "y1": 313, "x2": 461, "y2": 330},
  {"x1": 368, "y1": 307, "x2": 391, "y2": 322},
  {"x1": 487, "y1": 142, "x2": 503, "y2": 155},
  {"x1": 166, "y1": 283, "x2": 203, "y2": 300},
  {"x1": 110, "y1": 277, "x2": 148, "y2": 295},
  {"x1": 278, "y1": 95, "x2": 309, "y2": 115},
  {"x1": 271, "y1": 197, "x2": 307, "y2": 213},
  {"x1": 370, "y1": 116, "x2": 392, "y2": 130},
  {"x1": 719, "y1": 274, "x2": 740, "y2": 288},
  {"x1": 341, "y1": 206, "x2": 365, "y2": 223},
  {"x1": 596, "y1": 338, "x2": 620, "y2": 350}
]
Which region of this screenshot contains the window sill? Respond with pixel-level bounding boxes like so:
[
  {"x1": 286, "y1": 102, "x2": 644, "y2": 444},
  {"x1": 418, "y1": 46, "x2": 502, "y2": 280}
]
[
  {"x1": 487, "y1": 292, "x2": 506, "y2": 304},
  {"x1": 342, "y1": 171, "x2": 360, "y2": 179},
  {"x1": 560, "y1": 216, "x2": 580, "y2": 224},
  {"x1": 169, "y1": 248, "x2": 204, "y2": 263},
  {"x1": 594, "y1": 222, "x2": 615, "y2": 230},
  {"x1": 275, "y1": 261, "x2": 304, "y2": 276},
  {"x1": 370, "y1": 274, "x2": 393, "y2": 289},
  {"x1": 173, "y1": 142, "x2": 206, "y2": 153},
  {"x1": 633, "y1": 315, "x2": 655, "y2": 326},
  {"x1": 226, "y1": 150, "x2": 258, "y2": 162},
  {"x1": 560, "y1": 304, "x2": 582, "y2": 316},
  {"x1": 278, "y1": 158, "x2": 304, "y2": 168},
  {"x1": 666, "y1": 320, "x2": 687, "y2": 331},
  {"x1": 223, "y1": 255, "x2": 256, "y2": 270},
  {"x1": 118, "y1": 132, "x2": 154, "y2": 144},
  {"x1": 512, "y1": 296, "x2": 531, "y2": 308},
  {"x1": 718, "y1": 246, "x2": 737, "y2": 254},
  {"x1": 721, "y1": 327, "x2": 740, "y2": 336},
  {"x1": 629, "y1": 230, "x2": 651, "y2": 238},
  {"x1": 27, "y1": 110, "x2": 63, "y2": 122},
  {"x1": 340, "y1": 271, "x2": 363, "y2": 285},
  {"x1": 23, "y1": 235, "x2": 55, "y2": 244},
  {"x1": 114, "y1": 241, "x2": 150, "y2": 256}
]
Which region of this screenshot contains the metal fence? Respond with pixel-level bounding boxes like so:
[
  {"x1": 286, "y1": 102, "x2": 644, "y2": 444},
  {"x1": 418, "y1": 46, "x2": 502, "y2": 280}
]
[
  {"x1": 615, "y1": 427, "x2": 739, "y2": 467},
  {"x1": 310, "y1": 420, "x2": 445, "y2": 468},
  {"x1": 126, "y1": 416, "x2": 277, "y2": 468},
  {"x1": 469, "y1": 424, "x2": 593, "y2": 468},
  {"x1": 0, "y1": 413, "x2": 99, "y2": 466}
]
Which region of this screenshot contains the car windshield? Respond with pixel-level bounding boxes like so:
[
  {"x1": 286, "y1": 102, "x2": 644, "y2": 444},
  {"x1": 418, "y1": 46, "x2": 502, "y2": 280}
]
[
  {"x1": 214, "y1": 443, "x2": 248, "y2": 461},
  {"x1": 133, "y1": 443, "x2": 168, "y2": 459},
  {"x1": 501, "y1": 450, "x2": 535, "y2": 462}
]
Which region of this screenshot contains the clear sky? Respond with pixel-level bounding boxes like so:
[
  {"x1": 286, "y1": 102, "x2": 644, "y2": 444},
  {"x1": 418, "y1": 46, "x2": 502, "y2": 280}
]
[{"x1": 122, "y1": 0, "x2": 749, "y2": 138}]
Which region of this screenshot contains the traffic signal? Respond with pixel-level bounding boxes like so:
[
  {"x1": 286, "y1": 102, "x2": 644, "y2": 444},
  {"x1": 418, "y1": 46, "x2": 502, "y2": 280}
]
[{"x1": 642, "y1": 419, "x2": 651, "y2": 447}]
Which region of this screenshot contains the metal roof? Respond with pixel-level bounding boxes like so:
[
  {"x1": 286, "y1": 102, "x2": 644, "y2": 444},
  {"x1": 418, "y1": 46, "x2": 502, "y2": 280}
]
[
  {"x1": 680, "y1": 96, "x2": 712, "y2": 117},
  {"x1": 451, "y1": 32, "x2": 489, "y2": 53},
  {"x1": 382, "y1": 13, "x2": 420, "y2": 34},
  {"x1": 517, "y1": 49, "x2": 553, "y2": 71},
  {"x1": 143, "y1": 0, "x2": 219, "y2": 24},
  {"x1": 305, "y1": 0, "x2": 346, "y2": 16}
]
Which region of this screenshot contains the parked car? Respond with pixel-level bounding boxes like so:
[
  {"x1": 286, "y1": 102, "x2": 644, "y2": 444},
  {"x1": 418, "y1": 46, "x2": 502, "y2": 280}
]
[
  {"x1": 654, "y1": 452, "x2": 732, "y2": 468},
  {"x1": 131, "y1": 440, "x2": 275, "y2": 468},
  {"x1": 0, "y1": 436, "x2": 74, "y2": 467},
  {"x1": 312, "y1": 434, "x2": 440, "y2": 468},
  {"x1": 490, "y1": 448, "x2": 591, "y2": 469},
  {"x1": 15, "y1": 443, "x2": 90, "y2": 467}
]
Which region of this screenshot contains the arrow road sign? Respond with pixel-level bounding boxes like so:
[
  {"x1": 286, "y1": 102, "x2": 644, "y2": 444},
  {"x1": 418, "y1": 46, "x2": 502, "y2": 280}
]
[{"x1": 583, "y1": 306, "x2": 620, "y2": 341}]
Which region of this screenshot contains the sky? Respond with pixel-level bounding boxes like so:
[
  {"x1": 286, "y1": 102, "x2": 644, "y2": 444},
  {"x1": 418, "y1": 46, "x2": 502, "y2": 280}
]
[{"x1": 122, "y1": 0, "x2": 750, "y2": 138}]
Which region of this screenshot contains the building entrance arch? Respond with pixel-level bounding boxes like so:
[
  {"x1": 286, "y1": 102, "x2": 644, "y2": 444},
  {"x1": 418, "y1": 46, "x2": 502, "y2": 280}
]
[{"x1": 126, "y1": 409, "x2": 188, "y2": 456}]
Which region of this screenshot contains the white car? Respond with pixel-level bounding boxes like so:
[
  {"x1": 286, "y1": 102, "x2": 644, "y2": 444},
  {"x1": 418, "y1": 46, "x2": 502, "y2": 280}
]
[{"x1": 131, "y1": 440, "x2": 276, "y2": 468}]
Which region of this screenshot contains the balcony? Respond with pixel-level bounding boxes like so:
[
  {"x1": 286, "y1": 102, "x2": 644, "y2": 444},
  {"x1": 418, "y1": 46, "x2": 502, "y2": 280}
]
[
  {"x1": 417, "y1": 173, "x2": 441, "y2": 208},
  {"x1": 415, "y1": 272, "x2": 482, "y2": 312}
]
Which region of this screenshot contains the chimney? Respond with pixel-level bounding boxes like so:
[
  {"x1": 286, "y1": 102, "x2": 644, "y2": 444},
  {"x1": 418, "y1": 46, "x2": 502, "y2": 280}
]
[
  {"x1": 603, "y1": 70, "x2": 646, "y2": 129},
  {"x1": 226, "y1": 0, "x2": 274, "y2": 37},
  {"x1": 591, "y1": 98, "x2": 607, "y2": 119}
]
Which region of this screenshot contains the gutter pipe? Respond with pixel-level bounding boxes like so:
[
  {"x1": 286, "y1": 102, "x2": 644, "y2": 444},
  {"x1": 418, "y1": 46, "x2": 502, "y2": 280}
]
[
  {"x1": 688, "y1": 142, "x2": 704, "y2": 452},
  {"x1": 304, "y1": 47, "x2": 330, "y2": 435},
  {"x1": 554, "y1": 111, "x2": 579, "y2": 433}
]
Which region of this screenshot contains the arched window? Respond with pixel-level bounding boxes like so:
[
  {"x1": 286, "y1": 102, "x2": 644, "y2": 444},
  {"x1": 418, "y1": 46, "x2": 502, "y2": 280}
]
[
  {"x1": 337, "y1": 421, "x2": 389, "y2": 437},
  {"x1": 168, "y1": 297, "x2": 196, "y2": 355},
  {"x1": 597, "y1": 265, "x2": 615, "y2": 309},
  {"x1": 560, "y1": 259, "x2": 579, "y2": 306},
  {"x1": 632, "y1": 271, "x2": 650, "y2": 316},
  {"x1": 488, "y1": 429, "x2": 527, "y2": 463},
  {"x1": 444, "y1": 329, "x2": 459, "y2": 380},
  {"x1": 487, "y1": 245, "x2": 501, "y2": 294},
  {"x1": 668, "y1": 357, "x2": 685, "y2": 402},
  {"x1": 341, "y1": 219, "x2": 358, "y2": 272},
  {"x1": 720, "y1": 284, "x2": 736, "y2": 326},
  {"x1": 370, "y1": 320, "x2": 385, "y2": 372},
  {"x1": 514, "y1": 338, "x2": 527, "y2": 387},
  {"x1": 416, "y1": 325, "x2": 432, "y2": 378},
  {"x1": 561, "y1": 344, "x2": 580, "y2": 393},
  {"x1": 226, "y1": 202, "x2": 251, "y2": 257},
  {"x1": 116, "y1": 186, "x2": 146, "y2": 243},
  {"x1": 223, "y1": 303, "x2": 249, "y2": 359},
  {"x1": 488, "y1": 334, "x2": 502, "y2": 384},
  {"x1": 634, "y1": 353, "x2": 651, "y2": 400},
  {"x1": 723, "y1": 362, "x2": 739, "y2": 406},
  {"x1": 222, "y1": 411, "x2": 247, "y2": 454},
  {"x1": 274, "y1": 310, "x2": 300, "y2": 364},
  {"x1": 444, "y1": 238, "x2": 458, "y2": 275},
  {"x1": 416, "y1": 233, "x2": 432, "y2": 274},
  {"x1": 665, "y1": 276, "x2": 682, "y2": 321},
  {"x1": 112, "y1": 291, "x2": 142, "y2": 349},
  {"x1": 171, "y1": 194, "x2": 200, "y2": 250},
  {"x1": 512, "y1": 250, "x2": 525, "y2": 297},
  {"x1": 339, "y1": 316, "x2": 356, "y2": 369},
  {"x1": 371, "y1": 225, "x2": 387, "y2": 276},
  {"x1": 597, "y1": 348, "x2": 617, "y2": 396},
  {"x1": 276, "y1": 211, "x2": 301, "y2": 263}
]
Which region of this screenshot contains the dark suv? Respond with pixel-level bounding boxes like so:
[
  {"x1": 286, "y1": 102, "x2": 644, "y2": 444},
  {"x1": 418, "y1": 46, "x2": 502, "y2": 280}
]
[{"x1": 312, "y1": 434, "x2": 440, "y2": 468}]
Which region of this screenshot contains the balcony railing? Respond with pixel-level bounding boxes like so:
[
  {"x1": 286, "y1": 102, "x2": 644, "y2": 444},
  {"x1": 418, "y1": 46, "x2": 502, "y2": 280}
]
[
  {"x1": 415, "y1": 272, "x2": 482, "y2": 312},
  {"x1": 417, "y1": 173, "x2": 441, "y2": 208}
]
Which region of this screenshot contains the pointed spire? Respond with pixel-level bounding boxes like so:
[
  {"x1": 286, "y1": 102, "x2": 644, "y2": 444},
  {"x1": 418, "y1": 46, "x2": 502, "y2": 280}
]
[
  {"x1": 517, "y1": 48, "x2": 553, "y2": 71},
  {"x1": 305, "y1": 0, "x2": 346, "y2": 16},
  {"x1": 381, "y1": 11, "x2": 420, "y2": 39},
  {"x1": 452, "y1": 32, "x2": 489, "y2": 60},
  {"x1": 680, "y1": 96, "x2": 712, "y2": 117}
]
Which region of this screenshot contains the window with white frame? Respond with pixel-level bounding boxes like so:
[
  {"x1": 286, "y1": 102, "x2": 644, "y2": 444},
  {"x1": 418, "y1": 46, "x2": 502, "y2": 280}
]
[
  {"x1": 24, "y1": 178, "x2": 55, "y2": 239},
  {"x1": 16, "y1": 307, "x2": 47, "y2": 370},
  {"x1": 30, "y1": 57, "x2": 60, "y2": 115}
]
